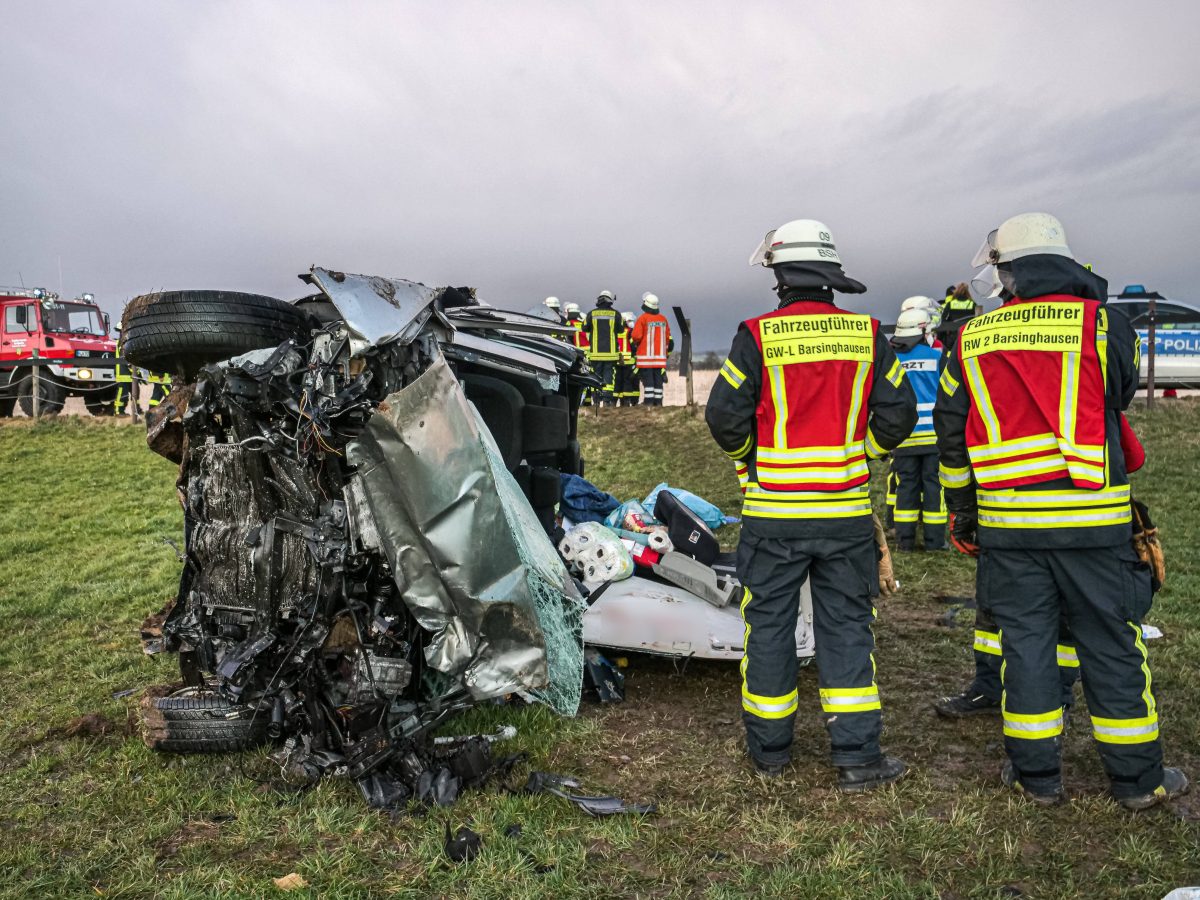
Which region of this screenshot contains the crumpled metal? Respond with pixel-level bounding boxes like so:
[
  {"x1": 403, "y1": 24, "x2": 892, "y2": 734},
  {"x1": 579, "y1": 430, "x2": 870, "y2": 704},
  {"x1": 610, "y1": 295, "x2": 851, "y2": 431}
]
[{"x1": 345, "y1": 353, "x2": 576, "y2": 702}]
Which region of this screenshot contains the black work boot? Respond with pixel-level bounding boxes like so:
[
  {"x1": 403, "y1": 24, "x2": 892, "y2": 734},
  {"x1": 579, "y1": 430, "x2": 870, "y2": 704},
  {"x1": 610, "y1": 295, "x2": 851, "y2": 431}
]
[
  {"x1": 837, "y1": 756, "x2": 907, "y2": 793},
  {"x1": 1115, "y1": 767, "x2": 1190, "y2": 811},
  {"x1": 752, "y1": 757, "x2": 785, "y2": 778},
  {"x1": 1001, "y1": 761, "x2": 1064, "y2": 806},
  {"x1": 933, "y1": 687, "x2": 1001, "y2": 718}
]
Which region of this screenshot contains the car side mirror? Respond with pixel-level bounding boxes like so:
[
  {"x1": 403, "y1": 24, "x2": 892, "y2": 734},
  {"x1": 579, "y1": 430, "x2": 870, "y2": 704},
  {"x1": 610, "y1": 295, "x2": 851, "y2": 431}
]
[
  {"x1": 13, "y1": 306, "x2": 27, "y2": 328},
  {"x1": 103, "y1": 312, "x2": 111, "y2": 333}
]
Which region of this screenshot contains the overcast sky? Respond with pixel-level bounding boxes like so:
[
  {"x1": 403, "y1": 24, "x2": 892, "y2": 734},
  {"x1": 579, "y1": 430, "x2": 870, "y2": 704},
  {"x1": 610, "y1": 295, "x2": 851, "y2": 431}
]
[{"x1": 3, "y1": 2, "x2": 1198, "y2": 349}]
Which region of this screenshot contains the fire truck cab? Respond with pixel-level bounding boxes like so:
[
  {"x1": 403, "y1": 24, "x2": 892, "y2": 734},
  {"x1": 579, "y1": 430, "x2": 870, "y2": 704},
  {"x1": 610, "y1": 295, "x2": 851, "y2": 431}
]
[{"x1": 0, "y1": 287, "x2": 119, "y2": 416}]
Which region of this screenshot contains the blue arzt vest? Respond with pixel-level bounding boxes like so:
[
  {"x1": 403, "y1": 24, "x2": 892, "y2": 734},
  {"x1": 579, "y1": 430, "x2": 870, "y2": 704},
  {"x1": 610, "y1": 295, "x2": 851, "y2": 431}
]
[{"x1": 895, "y1": 342, "x2": 942, "y2": 451}]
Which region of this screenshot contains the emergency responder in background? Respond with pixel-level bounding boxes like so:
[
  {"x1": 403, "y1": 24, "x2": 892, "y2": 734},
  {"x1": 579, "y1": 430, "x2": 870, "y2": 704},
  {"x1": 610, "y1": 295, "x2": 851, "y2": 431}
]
[
  {"x1": 630, "y1": 293, "x2": 671, "y2": 406},
  {"x1": 564, "y1": 302, "x2": 592, "y2": 406},
  {"x1": 584, "y1": 291, "x2": 621, "y2": 406},
  {"x1": 888, "y1": 307, "x2": 946, "y2": 551},
  {"x1": 615, "y1": 310, "x2": 639, "y2": 406},
  {"x1": 543, "y1": 296, "x2": 565, "y2": 325},
  {"x1": 706, "y1": 218, "x2": 918, "y2": 789},
  {"x1": 935, "y1": 212, "x2": 1187, "y2": 809},
  {"x1": 936, "y1": 281, "x2": 977, "y2": 348},
  {"x1": 144, "y1": 370, "x2": 172, "y2": 407},
  {"x1": 112, "y1": 324, "x2": 132, "y2": 415}
]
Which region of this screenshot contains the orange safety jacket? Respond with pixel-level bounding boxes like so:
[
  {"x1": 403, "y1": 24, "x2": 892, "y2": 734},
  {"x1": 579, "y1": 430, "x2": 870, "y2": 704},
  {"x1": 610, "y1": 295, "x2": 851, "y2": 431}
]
[
  {"x1": 616, "y1": 330, "x2": 634, "y2": 366},
  {"x1": 630, "y1": 313, "x2": 670, "y2": 368}
]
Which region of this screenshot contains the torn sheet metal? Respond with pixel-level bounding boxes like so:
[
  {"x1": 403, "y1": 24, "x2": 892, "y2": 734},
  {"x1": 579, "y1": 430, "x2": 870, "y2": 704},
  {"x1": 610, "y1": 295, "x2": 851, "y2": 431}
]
[
  {"x1": 346, "y1": 353, "x2": 584, "y2": 712},
  {"x1": 584, "y1": 574, "x2": 815, "y2": 661},
  {"x1": 309, "y1": 267, "x2": 440, "y2": 346}
]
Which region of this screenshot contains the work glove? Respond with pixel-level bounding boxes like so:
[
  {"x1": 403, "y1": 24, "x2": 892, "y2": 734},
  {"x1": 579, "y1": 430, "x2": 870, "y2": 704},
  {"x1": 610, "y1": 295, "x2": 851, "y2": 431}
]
[
  {"x1": 1131, "y1": 498, "x2": 1165, "y2": 591},
  {"x1": 872, "y1": 514, "x2": 898, "y2": 597},
  {"x1": 948, "y1": 510, "x2": 980, "y2": 557}
]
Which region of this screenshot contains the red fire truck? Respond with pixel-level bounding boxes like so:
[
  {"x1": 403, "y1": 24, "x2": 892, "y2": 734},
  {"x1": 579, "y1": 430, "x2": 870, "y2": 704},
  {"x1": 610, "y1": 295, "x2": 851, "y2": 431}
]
[{"x1": 0, "y1": 287, "x2": 119, "y2": 416}]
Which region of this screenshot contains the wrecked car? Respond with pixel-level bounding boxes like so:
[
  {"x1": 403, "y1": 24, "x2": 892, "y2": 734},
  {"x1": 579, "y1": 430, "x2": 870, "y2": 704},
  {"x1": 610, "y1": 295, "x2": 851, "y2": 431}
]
[{"x1": 130, "y1": 270, "x2": 592, "y2": 806}]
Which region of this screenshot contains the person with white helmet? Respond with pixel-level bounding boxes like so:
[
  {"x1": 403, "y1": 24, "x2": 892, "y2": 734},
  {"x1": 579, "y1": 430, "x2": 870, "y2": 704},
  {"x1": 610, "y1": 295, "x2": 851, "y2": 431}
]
[
  {"x1": 705, "y1": 218, "x2": 917, "y2": 790},
  {"x1": 614, "y1": 311, "x2": 639, "y2": 406},
  {"x1": 934, "y1": 212, "x2": 1186, "y2": 810},
  {"x1": 887, "y1": 307, "x2": 946, "y2": 552},
  {"x1": 629, "y1": 292, "x2": 672, "y2": 406},
  {"x1": 584, "y1": 291, "x2": 621, "y2": 406},
  {"x1": 542, "y1": 296, "x2": 565, "y2": 325}
]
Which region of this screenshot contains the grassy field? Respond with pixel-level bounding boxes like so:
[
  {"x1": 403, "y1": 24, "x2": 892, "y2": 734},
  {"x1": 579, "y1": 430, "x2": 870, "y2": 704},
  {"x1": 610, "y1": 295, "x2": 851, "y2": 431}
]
[{"x1": 0, "y1": 405, "x2": 1198, "y2": 898}]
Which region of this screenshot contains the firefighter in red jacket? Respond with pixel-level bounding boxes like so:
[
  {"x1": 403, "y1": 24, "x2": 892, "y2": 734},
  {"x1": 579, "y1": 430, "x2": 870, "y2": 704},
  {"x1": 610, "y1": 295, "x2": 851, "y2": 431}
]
[
  {"x1": 706, "y1": 219, "x2": 917, "y2": 789},
  {"x1": 935, "y1": 212, "x2": 1186, "y2": 809},
  {"x1": 630, "y1": 294, "x2": 671, "y2": 406}
]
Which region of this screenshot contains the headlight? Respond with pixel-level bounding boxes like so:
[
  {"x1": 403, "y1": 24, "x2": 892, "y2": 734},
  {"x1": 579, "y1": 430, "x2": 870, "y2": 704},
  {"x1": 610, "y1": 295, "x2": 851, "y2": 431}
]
[{"x1": 77, "y1": 368, "x2": 93, "y2": 380}]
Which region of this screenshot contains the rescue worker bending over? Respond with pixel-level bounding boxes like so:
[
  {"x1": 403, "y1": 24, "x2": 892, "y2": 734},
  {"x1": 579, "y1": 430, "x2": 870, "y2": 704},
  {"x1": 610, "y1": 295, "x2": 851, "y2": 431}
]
[
  {"x1": 584, "y1": 291, "x2": 621, "y2": 406},
  {"x1": 615, "y1": 310, "x2": 639, "y2": 406},
  {"x1": 630, "y1": 293, "x2": 671, "y2": 406},
  {"x1": 935, "y1": 212, "x2": 1187, "y2": 810},
  {"x1": 888, "y1": 306, "x2": 946, "y2": 551},
  {"x1": 707, "y1": 219, "x2": 918, "y2": 789}
]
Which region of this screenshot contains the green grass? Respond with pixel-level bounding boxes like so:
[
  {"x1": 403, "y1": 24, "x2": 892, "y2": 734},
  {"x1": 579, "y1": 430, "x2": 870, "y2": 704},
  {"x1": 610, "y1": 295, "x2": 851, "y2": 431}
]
[{"x1": 0, "y1": 406, "x2": 1198, "y2": 898}]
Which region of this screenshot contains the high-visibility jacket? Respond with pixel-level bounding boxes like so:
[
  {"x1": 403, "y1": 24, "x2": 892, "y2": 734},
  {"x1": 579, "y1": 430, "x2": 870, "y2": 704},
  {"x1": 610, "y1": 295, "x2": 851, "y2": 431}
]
[
  {"x1": 935, "y1": 294, "x2": 1141, "y2": 548},
  {"x1": 630, "y1": 313, "x2": 670, "y2": 368},
  {"x1": 941, "y1": 293, "x2": 976, "y2": 324},
  {"x1": 584, "y1": 306, "x2": 620, "y2": 361},
  {"x1": 892, "y1": 340, "x2": 943, "y2": 454},
  {"x1": 568, "y1": 317, "x2": 589, "y2": 352},
  {"x1": 706, "y1": 299, "x2": 918, "y2": 533},
  {"x1": 616, "y1": 329, "x2": 634, "y2": 366}
]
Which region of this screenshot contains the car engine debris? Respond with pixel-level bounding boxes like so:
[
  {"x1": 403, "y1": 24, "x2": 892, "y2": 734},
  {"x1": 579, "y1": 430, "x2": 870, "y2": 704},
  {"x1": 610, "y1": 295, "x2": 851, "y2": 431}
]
[{"x1": 133, "y1": 268, "x2": 591, "y2": 808}]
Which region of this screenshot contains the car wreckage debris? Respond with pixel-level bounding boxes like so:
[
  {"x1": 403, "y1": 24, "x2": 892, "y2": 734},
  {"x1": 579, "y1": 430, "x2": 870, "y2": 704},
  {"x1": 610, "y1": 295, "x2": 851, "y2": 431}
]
[
  {"x1": 134, "y1": 269, "x2": 589, "y2": 810},
  {"x1": 519, "y1": 771, "x2": 657, "y2": 817}
]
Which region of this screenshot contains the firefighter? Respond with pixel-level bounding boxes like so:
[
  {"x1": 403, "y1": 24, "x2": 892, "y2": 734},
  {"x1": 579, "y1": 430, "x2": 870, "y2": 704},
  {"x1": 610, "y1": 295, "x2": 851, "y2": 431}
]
[
  {"x1": 935, "y1": 212, "x2": 1187, "y2": 809},
  {"x1": 615, "y1": 310, "x2": 639, "y2": 406},
  {"x1": 584, "y1": 291, "x2": 621, "y2": 406},
  {"x1": 888, "y1": 307, "x2": 946, "y2": 551},
  {"x1": 706, "y1": 218, "x2": 918, "y2": 789},
  {"x1": 564, "y1": 302, "x2": 592, "y2": 406},
  {"x1": 630, "y1": 293, "x2": 671, "y2": 406},
  {"x1": 112, "y1": 325, "x2": 132, "y2": 415},
  {"x1": 145, "y1": 370, "x2": 172, "y2": 407}
]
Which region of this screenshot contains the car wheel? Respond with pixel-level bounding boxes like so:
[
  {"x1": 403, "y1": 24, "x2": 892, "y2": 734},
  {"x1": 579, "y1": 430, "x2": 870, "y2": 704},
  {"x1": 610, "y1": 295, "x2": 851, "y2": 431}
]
[
  {"x1": 142, "y1": 688, "x2": 266, "y2": 753},
  {"x1": 122, "y1": 290, "x2": 314, "y2": 379}
]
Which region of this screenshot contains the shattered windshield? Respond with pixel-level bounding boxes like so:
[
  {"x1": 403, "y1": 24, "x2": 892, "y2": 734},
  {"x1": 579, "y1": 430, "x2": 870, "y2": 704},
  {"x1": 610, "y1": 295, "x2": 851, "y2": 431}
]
[{"x1": 40, "y1": 301, "x2": 106, "y2": 335}]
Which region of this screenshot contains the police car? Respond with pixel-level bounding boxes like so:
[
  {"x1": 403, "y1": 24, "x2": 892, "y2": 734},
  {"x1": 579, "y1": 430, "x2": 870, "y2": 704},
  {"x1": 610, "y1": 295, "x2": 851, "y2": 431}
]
[{"x1": 1109, "y1": 285, "x2": 1200, "y2": 389}]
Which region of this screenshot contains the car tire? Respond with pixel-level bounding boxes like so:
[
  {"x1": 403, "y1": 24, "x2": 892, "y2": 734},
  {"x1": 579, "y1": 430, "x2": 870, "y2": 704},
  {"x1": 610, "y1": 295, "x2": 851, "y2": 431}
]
[
  {"x1": 16, "y1": 373, "x2": 66, "y2": 416},
  {"x1": 121, "y1": 290, "x2": 313, "y2": 379},
  {"x1": 142, "y1": 688, "x2": 266, "y2": 753}
]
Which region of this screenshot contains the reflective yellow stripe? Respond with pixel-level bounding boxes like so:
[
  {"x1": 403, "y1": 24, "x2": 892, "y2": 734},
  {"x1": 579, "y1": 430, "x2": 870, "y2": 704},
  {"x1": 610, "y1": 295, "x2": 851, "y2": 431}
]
[
  {"x1": 720, "y1": 367, "x2": 741, "y2": 389},
  {"x1": 885, "y1": 358, "x2": 904, "y2": 388},
  {"x1": 939, "y1": 463, "x2": 971, "y2": 488},
  {"x1": 742, "y1": 488, "x2": 873, "y2": 519},
  {"x1": 757, "y1": 444, "x2": 865, "y2": 463},
  {"x1": 974, "y1": 630, "x2": 1002, "y2": 656},
  {"x1": 723, "y1": 358, "x2": 746, "y2": 384},
  {"x1": 977, "y1": 485, "x2": 1129, "y2": 508},
  {"x1": 725, "y1": 433, "x2": 753, "y2": 461},
  {"x1": 978, "y1": 506, "x2": 1132, "y2": 529},
  {"x1": 742, "y1": 687, "x2": 799, "y2": 719},
  {"x1": 864, "y1": 428, "x2": 886, "y2": 459},
  {"x1": 894, "y1": 509, "x2": 920, "y2": 523},
  {"x1": 1092, "y1": 713, "x2": 1159, "y2": 744},
  {"x1": 1097, "y1": 308, "x2": 1111, "y2": 394},
  {"x1": 1056, "y1": 644, "x2": 1079, "y2": 668},
  {"x1": 899, "y1": 432, "x2": 938, "y2": 448},
  {"x1": 1059, "y1": 350, "x2": 1080, "y2": 445},
  {"x1": 1003, "y1": 707, "x2": 1064, "y2": 740},
  {"x1": 923, "y1": 510, "x2": 948, "y2": 524},
  {"x1": 967, "y1": 432, "x2": 1059, "y2": 463},
  {"x1": 768, "y1": 365, "x2": 788, "y2": 449},
  {"x1": 972, "y1": 455, "x2": 1073, "y2": 481},
  {"x1": 939, "y1": 365, "x2": 960, "y2": 397},
  {"x1": 844, "y1": 361, "x2": 870, "y2": 446},
  {"x1": 755, "y1": 464, "x2": 871, "y2": 483},
  {"x1": 819, "y1": 685, "x2": 881, "y2": 713},
  {"x1": 963, "y1": 356, "x2": 1002, "y2": 444}
]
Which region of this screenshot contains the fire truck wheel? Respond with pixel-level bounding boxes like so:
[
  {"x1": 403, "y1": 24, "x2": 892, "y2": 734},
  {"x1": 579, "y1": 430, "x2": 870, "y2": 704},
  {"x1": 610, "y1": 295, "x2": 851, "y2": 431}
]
[
  {"x1": 16, "y1": 374, "x2": 66, "y2": 417},
  {"x1": 84, "y1": 386, "x2": 120, "y2": 416},
  {"x1": 122, "y1": 290, "x2": 314, "y2": 380}
]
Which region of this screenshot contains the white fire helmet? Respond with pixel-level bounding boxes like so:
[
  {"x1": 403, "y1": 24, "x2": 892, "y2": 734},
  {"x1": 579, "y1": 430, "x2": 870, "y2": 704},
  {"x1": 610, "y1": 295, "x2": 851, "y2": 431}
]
[
  {"x1": 641, "y1": 292, "x2": 660, "y2": 310},
  {"x1": 971, "y1": 212, "x2": 1073, "y2": 267},
  {"x1": 749, "y1": 219, "x2": 841, "y2": 267},
  {"x1": 564, "y1": 302, "x2": 582, "y2": 316},
  {"x1": 597, "y1": 290, "x2": 615, "y2": 303},
  {"x1": 894, "y1": 308, "x2": 931, "y2": 339},
  {"x1": 622, "y1": 310, "x2": 635, "y2": 325},
  {"x1": 899, "y1": 295, "x2": 938, "y2": 314},
  {"x1": 544, "y1": 296, "x2": 561, "y2": 310}
]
